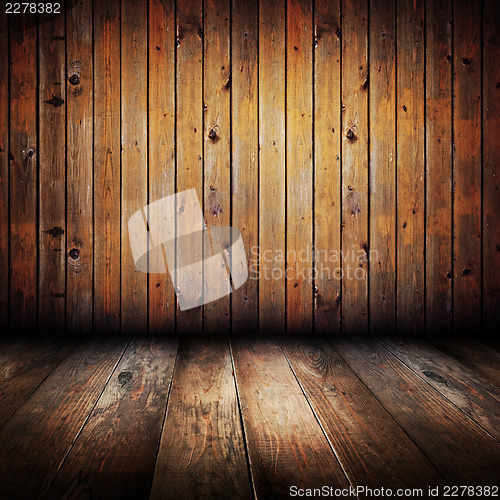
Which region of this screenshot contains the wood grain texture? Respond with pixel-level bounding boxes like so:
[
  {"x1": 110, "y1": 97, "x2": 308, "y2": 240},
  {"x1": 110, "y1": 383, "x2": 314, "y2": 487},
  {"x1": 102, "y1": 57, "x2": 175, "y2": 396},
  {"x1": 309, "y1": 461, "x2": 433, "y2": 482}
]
[
  {"x1": 9, "y1": 15, "x2": 37, "y2": 332},
  {"x1": 66, "y1": 0, "x2": 94, "y2": 334},
  {"x1": 231, "y1": 338, "x2": 350, "y2": 498},
  {"x1": 0, "y1": 0, "x2": 498, "y2": 335},
  {"x1": 38, "y1": 12, "x2": 66, "y2": 333},
  {"x1": 46, "y1": 337, "x2": 177, "y2": 500},
  {"x1": 121, "y1": 0, "x2": 148, "y2": 334},
  {"x1": 369, "y1": 0, "x2": 396, "y2": 334},
  {"x1": 286, "y1": 0, "x2": 313, "y2": 334},
  {"x1": 341, "y1": 0, "x2": 369, "y2": 333},
  {"x1": 259, "y1": 0, "x2": 286, "y2": 334},
  {"x1": 482, "y1": 0, "x2": 500, "y2": 336},
  {"x1": 0, "y1": 338, "x2": 128, "y2": 499},
  {"x1": 175, "y1": 0, "x2": 204, "y2": 334},
  {"x1": 425, "y1": 0, "x2": 453, "y2": 334},
  {"x1": 430, "y1": 337, "x2": 500, "y2": 388},
  {"x1": 396, "y1": 0, "x2": 425, "y2": 334},
  {"x1": 453, "y1": 0, "x2": 482, "y2": 334},
  {"x1": 94, "y1": 0, "x2": 121, "y2": 334},
  {"x1": 148, "y1": 0, "x2": 176, "y2": 335},
  {"x1": 231, "y1": 0, "x2": 259, "y2": 334},
  {"x1": 333, "y1": 337, "x2": 500, "y2": 485},
  {"x1": 150, "y1": 337, "x2": 252, "y2": 500},
  {"x1": 0, "y1": 12, "x2": 9, "y2": 327},
  {"x1": 280, "y1": 337, "x2": 444, "y2": 489},
  {"x1": 204, "y1": 0, "x2": 231, "y2": 334},
  {"x1": 313, "y1": 0, "x2": 341, "y2": 333},
  {"x1": 0, "y1": 339, "x2": 75, "y2": 428},
  {"x1": 378, "y1": 337, "x2": 500, "y2": 441}
]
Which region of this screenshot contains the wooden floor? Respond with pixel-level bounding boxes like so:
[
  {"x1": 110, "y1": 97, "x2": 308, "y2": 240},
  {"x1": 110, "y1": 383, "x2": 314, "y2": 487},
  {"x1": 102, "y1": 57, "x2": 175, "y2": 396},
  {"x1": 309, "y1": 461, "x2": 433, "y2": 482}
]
[{"x1": 0, "y1": 336, "x2": 499, "y2": 499}]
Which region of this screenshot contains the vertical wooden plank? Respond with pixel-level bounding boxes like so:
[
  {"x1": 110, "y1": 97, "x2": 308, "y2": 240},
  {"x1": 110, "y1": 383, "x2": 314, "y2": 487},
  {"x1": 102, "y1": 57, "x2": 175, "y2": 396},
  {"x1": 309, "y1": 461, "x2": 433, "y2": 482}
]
[
  {"x1": 204, "y1": 0, "x2": 231, "y2": 334},
  {"x1": 396, "y1": 0, "x2": 425, "y2": 334},
  {"x1": 453, "y1": 0, "x2": 481, "y2": 334},
  {"x1": 10, "y1": 16, "x2": 38, "y2": 332},
  {"x1": 425, "y1": 0, "x2": 452, "y2": 334},
  {"x1": 286, "y1": 0, "x2": 313, "y2": 334},
  {"x1": 149, "y1": 0, "x2": 176, "y2": 334},
  {"x1": 259, "y1": 0, "x2": 286, "y2": 334},
  {"x1": 231, "y1": 0, "x2": 259, "y2": 334},
  {"x1": 313, "y1": 0, "x2": 341, "y2": 334},
  {"x1": 66, "y1": 0, "x2": 93, "y2": 334},
  {"x1": 369, "y1": 0, "x2": 396, "y2": 334},
  {"x1": 482, "y1": 0, "x2": 500, "y2": 336},
  {"x1": 176, "y1": 0, "x2": 204, "y2": 334},
  {"x1": 121, "y1": 0, "x2": 148, "y2": 334},
  {"x1": 341, "y1": 0, "x2": 368, "y2": 334},
  {"x1": 94, "y1": 0, "x2": 121, "y2": 333},
  {"x1": 0, "y1": 13, "x2": 9, "y2": 326},
  {"x1": 39, "y1": 11, "x2": 66, "y2": 333}
]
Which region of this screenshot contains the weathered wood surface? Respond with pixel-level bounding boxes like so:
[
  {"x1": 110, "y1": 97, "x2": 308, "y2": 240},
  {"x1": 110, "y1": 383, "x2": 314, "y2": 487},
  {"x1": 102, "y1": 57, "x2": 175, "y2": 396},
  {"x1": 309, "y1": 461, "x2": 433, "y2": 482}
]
[
  {"x1": 0, "y1": 337, "x2": 498, "y2": 496},
  {"x1": 46, "y1": 337, "x2": 177, "y2": 500},
  {"x1": 378, "y1": 337, "x2": 500, "y2": 441},
  {"x1": 333, "y1": 337, "x2": 500, "y2": 485},
  {"x1": 150, "y1": 337, "x2": 252, "y2": 500},
  {"x1": 280, "y1": 337, "x2": 445, "y2": 490},
  {"x1": 0, "y1": 338, "x2": 128, "y2": 499},
  {"x1": 231, "y1": 338, "x2": 351, "y2": 498},
  {"x1": 0, "y1": 339, "x2": 75, "y2": 428},
  {"x1": 94, "y1": 0, "x2": 121, "y2": 334},
  {"x1": 0, "y1": 0, "x2": 498, "y2": 335}
]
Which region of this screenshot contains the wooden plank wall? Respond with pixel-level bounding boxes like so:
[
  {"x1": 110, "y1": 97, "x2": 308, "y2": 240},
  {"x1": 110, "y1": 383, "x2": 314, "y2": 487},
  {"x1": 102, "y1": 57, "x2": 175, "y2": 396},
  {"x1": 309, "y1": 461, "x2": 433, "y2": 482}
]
[{"x1": 0, "y1": 0, "x2": 498, "y2": 336}]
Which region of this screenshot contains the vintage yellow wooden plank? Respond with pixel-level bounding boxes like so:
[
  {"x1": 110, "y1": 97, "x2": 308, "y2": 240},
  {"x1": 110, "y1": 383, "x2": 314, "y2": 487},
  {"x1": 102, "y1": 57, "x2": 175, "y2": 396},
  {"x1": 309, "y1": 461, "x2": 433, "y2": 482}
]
[
  {"x1": 231, "y1": 0, "x2": 259, "y2": 334},
  {"x1": 204, "y1": 0, "x2": 231, "y2": 334},
  {"x1": 39, "y1": 10, "x2": 66, "y2": 333},
  {"x1": 286, "y1": 0, "x2": 313, "y2": 334},
  {"x1": 121, "y1": 0, "x2": 148, "y2": 334},
  {"x1": 259, "y1": 0, "x2": 286, "y2": 334},
  {"x1": 9, "y1": 16, "x2": 37, "y2": 332},
  {"x1": 0, "y1": 13, "x2": 8, "y2": 327},
  {"x1": 369, "y1": 0, "x2": 396, "y2": 334},
  {"x1": 482, "y1": 0, "x2": 500, "y2": 336},
  {"x1": 93, "y1": 0, "x2": 121, "y2": 333},
  {"x1": 425, "y1": 0, "x2": 452, "y2": 334},
  {"x1": 453, "y1": 0, "x2": 481, "y2": 334},
  {"x1": 66, "y1": 0, "x2": 94, "y2": 333},
  {"x1": 175, "y1": 0, "x2": 204, "y2": 334},
  {"x1": 148, "y1": 0, "x2": 176, "y2": 334},
  {"x1": 396, "y1": 0, "x2": 425, "y2": 334},
  {"x1": 341, "y1": 0, "x2": 368, "y2": 334},
  {"x1": 313, "y1": 0, "x2": 341, "y2": 334}
]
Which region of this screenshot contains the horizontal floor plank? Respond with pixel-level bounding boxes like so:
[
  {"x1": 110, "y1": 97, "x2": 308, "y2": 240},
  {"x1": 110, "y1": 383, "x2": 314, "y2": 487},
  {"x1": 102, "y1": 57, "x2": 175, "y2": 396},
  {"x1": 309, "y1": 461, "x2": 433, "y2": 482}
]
[
  {"x1": 332, "y1": 337, "x2": 500, "y2": 485},
  {"x1": 231, "y1": 338, "x2": 350, "y2": 499},
  {"x1": 0, "y1": 339, "x2": 76, "y2": 428},
  {"x1": 378, "y1": 337, "x2": 500, "y2": 441},
  {"x1": 150, "y1": 337, "x2": 252, "y2": 500},
  {"x1": 0, "y1": 338, "x2": 129, "y2": 499},
  {"x1": 430, "y1": 338, "x2": 500, "y2": 388},
  {"x1": 280, "y1": 337, "x2": 445, "y2": 489},
  {"x1": 46, "y1": 337, "x2": 177, "y2": 500}
]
